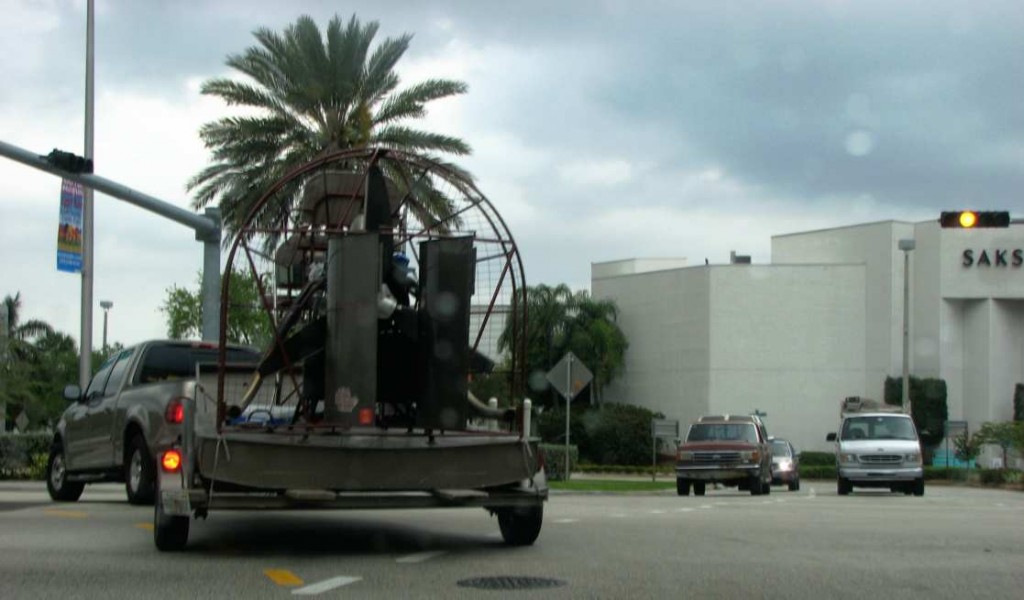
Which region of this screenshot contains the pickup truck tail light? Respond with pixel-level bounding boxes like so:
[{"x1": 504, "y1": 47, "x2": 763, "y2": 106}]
[
  {"x1": 165, "y1": 399, "x2": 185, "y2": 424},
  {"x1": 160, "y1": 450, "x2": 182, "y2": 473}
]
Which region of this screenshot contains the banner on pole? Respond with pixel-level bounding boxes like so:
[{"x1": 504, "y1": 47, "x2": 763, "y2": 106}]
[{"x1": 57, "y1": 179, "x2": 84, "y2": 273}]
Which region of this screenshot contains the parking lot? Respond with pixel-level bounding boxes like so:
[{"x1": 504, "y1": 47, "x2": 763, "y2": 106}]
[{"x1": 1, "y1": 481, "x2": 1022, "y2": 599}]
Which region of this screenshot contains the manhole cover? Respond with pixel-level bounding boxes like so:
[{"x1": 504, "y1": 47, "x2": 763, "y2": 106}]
[{"x1": 457, "y1": 576, "x2": 567, "y2": 591}]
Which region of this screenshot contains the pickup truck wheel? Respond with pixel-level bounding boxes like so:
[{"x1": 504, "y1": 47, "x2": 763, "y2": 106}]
[
  {"x1": 496, "y1": 505, "x2": 543, "y2": 546},
  {"x1": 762, "y1": 480, "x2": 771, "y2": 495},
  {"x1": 749, "y1": 476, "x2": 762, "y2": 496},
  {"x1": 676, "y1": 478, "x2": 690, "y2": 496},
  {"x1": 125, "y1": 435, "x2": 156, "y2": 505},
  {"x1": 154, "y1": 482, "x2": 189, "y2": 551},
  {"x1": 46, "y1": 445, "x2": 84, "y2": 502},
  {"x1": 693, "y1": 482, "x2": 706, "y2": 496}
]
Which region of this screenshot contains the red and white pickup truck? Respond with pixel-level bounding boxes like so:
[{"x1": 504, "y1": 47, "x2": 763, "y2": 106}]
[{"x1": 45, "y1": 340, "x2": 259, "y2": 504}]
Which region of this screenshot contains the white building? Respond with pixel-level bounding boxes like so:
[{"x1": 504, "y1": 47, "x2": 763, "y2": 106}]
[{"x1": 593, "y1": 220, "x2": 1024, "y2": 452}]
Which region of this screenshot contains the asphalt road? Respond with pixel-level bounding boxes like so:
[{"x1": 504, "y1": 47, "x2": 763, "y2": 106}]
[{"x1": 1, "y1": 481, "x2": 1022, "y2": 599}]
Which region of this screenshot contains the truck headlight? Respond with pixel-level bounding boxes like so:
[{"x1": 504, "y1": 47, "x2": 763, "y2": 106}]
[
  {"x1": 840, "y1": 453, "x2": 858, "y2": 464},
  {"x1": 739, "y1": 451, "x2": 758, "y2": 462},
  {"x1": 904, "y1": 453, "x2": 921, "y2": 466},
  {"x1": 678, "y1": 451, "x2": 694, "y2": 462}
]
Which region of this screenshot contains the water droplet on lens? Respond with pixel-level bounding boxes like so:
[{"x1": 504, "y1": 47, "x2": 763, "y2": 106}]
[{"x1": 845, "y1": 130, "x2": 875, "y2": 157}]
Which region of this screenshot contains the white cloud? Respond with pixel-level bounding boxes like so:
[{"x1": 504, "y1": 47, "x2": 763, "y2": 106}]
[{"x1": 558, "y1": 159, "x2": 635, "y2": 187}]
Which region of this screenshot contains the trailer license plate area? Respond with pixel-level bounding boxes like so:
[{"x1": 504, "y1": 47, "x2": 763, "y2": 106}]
[{"x1": 162, "y1": 491, "x2": 190, "y2": 515}]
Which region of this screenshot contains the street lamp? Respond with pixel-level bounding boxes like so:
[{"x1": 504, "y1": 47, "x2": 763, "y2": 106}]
[
  {"x1": 898, "y1": 239, "x2": 915, "y2": 415},
  {"x1": 99, "y1": 300, "x2": 113, "y2": 351}
]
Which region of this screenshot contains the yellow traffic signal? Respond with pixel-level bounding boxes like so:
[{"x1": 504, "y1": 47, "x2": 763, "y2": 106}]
[{"x1": 940, "y1": 211, "x2": 1010, "y2": 228}]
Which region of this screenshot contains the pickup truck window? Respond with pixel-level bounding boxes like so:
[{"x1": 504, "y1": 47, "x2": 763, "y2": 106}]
[
  {"x1": 83, "y1": 357, "x2": 116, "y2": 399},
  {"x1": 134, "y1": 344, "x2": 260, "y2": 385},
  {"x1": 687, "y1": 423, "x2": 758, "y2": 443},
  {"x1": 841, "y1": 416, "x2": 917, "y2": 441},
  {"x1": 102, "y1": 349, "x2": 135, "y2": 396}
]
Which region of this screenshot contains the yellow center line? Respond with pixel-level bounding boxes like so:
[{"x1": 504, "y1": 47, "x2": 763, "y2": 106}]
[
  {"x1": 43, "y1": 509, "x2": 88, "y2": 519},
  {"x1": 264, "y1": 569, "x2": 304, "y2": 587},
  {"x1": 135, "y1": 522, "x2": 154, "y2": 531}
]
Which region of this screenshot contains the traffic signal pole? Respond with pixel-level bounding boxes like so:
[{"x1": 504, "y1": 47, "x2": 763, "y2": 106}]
[
  {"x1": 82, "y1": 0, "x2": 94, "y2": 388},
  {"x1": 0, "y1": 139, "x2": 222, "y2": 342}
]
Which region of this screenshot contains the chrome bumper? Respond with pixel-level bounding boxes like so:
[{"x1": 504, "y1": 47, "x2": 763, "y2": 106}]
[{"x1": 840, "y1": 466, "x2": 923, "y2": 482}]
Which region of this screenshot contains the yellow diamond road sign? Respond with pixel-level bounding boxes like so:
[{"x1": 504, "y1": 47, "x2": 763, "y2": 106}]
[{"x1": 545, "y1": 351, "x2": 593, "y2": 400}]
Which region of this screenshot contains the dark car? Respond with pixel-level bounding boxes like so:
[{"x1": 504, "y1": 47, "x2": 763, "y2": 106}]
[
  {"x1": 675, "y1": 415, "x2": 773, "y2": 496},
  {"x1": 770, "y1": 438, "x2": 800, "y2": 491}
]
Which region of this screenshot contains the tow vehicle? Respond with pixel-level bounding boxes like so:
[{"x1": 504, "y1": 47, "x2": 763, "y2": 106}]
[{"x1": 153, "y1": 149, "x2": 546, "y2": 550}]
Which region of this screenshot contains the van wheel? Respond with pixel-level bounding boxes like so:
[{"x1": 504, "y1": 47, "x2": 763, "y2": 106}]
[
  {"x1": 837, "y1": 477, "x2": 851, "y2": 496},
  {"x1": 125, "y1": 435, "x2": 156, "y2": 505},
  {"x1": 46, "y1": 444, "x2": 84, "y2": 502},
  {"x1": 912, "y1": 478, "x2": 925, "y2": 497}
]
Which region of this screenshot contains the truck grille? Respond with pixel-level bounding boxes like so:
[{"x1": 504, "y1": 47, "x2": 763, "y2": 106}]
[
  {"x1": 692, "y1": 451, "x2": 741, "y2": 464},
  {"x1": 859, "y1": 454, "x2": 902, "y2": 465}
]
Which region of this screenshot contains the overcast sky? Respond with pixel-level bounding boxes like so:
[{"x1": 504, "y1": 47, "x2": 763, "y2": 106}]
[{"x1": 2, "y1": 0, "x2": 1022, "y2": 348}]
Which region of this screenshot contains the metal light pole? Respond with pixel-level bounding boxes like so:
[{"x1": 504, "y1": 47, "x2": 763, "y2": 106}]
[
  {"x1": 99, "y1": 300, "x2": 112, "y2": 350},
  {"x1": 80, "y1": 0, "x2": 96, "y2": 387},
  {"x1": 898, "y1": 238, "x2": 916, "y2": 415}
]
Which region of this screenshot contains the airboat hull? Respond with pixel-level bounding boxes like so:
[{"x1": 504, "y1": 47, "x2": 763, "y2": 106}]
[{"x1": 195, "y1": 430, "x2": 541, "y2": 492}]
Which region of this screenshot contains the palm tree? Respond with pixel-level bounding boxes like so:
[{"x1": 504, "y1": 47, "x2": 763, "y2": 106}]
[
  {"x1": 2, "y1": 293, "x2": 53, "y2": 361},
  {"x1": 188, "y1": 14, "x2": 472, "y2": 237},
  {"x1": 498, "y1": 285, "x2": 628, "y2": 404}
]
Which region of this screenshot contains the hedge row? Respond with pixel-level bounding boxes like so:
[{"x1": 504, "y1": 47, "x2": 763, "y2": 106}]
[
  {"x1": 538, "y1": 444, "x2": 578, "y2": 482},
  {"x1": 0, "y1": 433, "x2": 52, "y2": 480}
]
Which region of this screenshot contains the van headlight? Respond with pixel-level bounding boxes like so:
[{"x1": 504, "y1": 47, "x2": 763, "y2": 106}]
[
  {"x1": 840, "y1": 453, "x2": 858, "y2": 464},
  {"x1": 904, "y1": 452, "x2": 921, "y2": 466}
]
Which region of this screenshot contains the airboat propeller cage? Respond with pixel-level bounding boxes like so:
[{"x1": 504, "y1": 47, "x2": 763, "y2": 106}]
[{"x1": 215, "y1": 148, "x2": 527, "y2": 432}]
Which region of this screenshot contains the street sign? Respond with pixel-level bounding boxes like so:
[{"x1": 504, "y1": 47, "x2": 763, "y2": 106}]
[
  {"x1": 944, "y1": 420, "x2": 968, "y2": 437},
  {"x1": 651, "y1": 419, "x2": 679, "y2": 439},
  {"x1": 650, "y1": 418, "x2": 679, "y2": 481},
  {"x1": 545, "y1": 351, "x2": 593, "y2": 400}
]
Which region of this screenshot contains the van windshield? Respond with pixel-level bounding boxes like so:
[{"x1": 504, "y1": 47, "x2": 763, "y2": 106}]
[{"x1": 841, "y1": 416, "x2": 917, "y2": 441}]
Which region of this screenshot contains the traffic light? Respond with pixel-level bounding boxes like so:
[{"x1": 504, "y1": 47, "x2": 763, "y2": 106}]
[
  {"x1": 939, "y1": 211, "x2": 1010, "y2": 228},
  {"x1": 45, "y1": 149, "x2": 93, "y2": 174}
]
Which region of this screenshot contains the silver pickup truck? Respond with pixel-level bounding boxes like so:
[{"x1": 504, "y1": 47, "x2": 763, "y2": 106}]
[{"x1": 46, "y1": 340, "x2": 259, "y2": 504}]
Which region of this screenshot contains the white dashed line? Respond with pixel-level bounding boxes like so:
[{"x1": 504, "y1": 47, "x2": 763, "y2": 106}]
[
  {"x1": 699, "y1": 505, "x2": 713, "y2": 509},
  {"x1": 649, "y1": 510, "x2": 666, "y2": 515},
  {"x1": 674, "y1": 508, "x2": 694, "y2": 513},
  {"x1": 396, "y1": 551, "x2": 446, "y2": 564},
  {"x1": 292, "y1": 576, "x2": 361, "y2": 595},
  {"x1": 554, "y1": 518, "x2": 580, "y2": 524}
]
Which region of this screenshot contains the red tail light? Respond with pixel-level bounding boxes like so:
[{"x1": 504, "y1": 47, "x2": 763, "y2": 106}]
[
  {"x1": 165, "y1": 399, "x2": 184, "y2": 424},
  {"x1": 161, "y1": 450, "x2": 182, "y2": 473},
  {"x1": 358, "y1": 408, "x2": 374, "y2": 426}
]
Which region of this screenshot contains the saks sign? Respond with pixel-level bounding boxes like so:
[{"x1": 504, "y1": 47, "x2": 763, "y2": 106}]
[{"x1": 962, "y1": 249, "x2": 1024, "y2": 268}]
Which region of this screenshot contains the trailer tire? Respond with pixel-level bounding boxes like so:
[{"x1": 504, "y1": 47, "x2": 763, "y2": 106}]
[
  {"x1": 154, "y1": 485, "x2": 189, "y2": 552},
  {"x1": 497, "y1": 505, "x2": 543, "y2": 546}
]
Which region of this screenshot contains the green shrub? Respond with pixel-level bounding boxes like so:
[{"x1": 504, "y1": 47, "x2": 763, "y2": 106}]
[
  {"x1": 978, "y1": 469, "x2": 1006, "y2": 485},
  {"x1": 799, "y1": 465, "x2": 837, "y2": 479},
  {"x1": 577, "y1": 463, "x2": 674, "y2": 475},
  {"x1": 799, "y1": 451, "x2": 836, "y2": 466},
  {"x1": 537, "y1": 403, "x2": 662, "y2": 466},
  {"x1": 539, "y1": 443, "x2": 578, "y2": 481},
  {"x1": 0, "y1": 432, "x2": 52, "y2": 480}
]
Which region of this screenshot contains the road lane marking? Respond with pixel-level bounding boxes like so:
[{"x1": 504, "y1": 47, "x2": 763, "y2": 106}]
[
  {"x1": 554, "y1": 518, "x2": 579, "y2": 523},
  {"x1": 699, "y1": 505, "x2": 712, "y2": 509},
  {"x1": 135, "y1": 522, "x2": 154, "y2": 531},
  {"x1": 292, "y1": 576, "x2": 361, "y2": 595},
  {"x1": 43, "y1": 509, "x2": 88, "y2": 519},
  {"x1": 808, "y1": 487, "x2": 817, "y2": 498},
  {"x1": 265, "y1": 569, "x2": 304, "y2": 587},
  {"x1": 674, "y1": 508, "x2": 694, "y2": 513},
  {"x1": 396, "y1": 550, "x2": 446, "y2": 564},
  {"x1": 649, "y1": 510, "x2": 666, "y2": 514}
]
